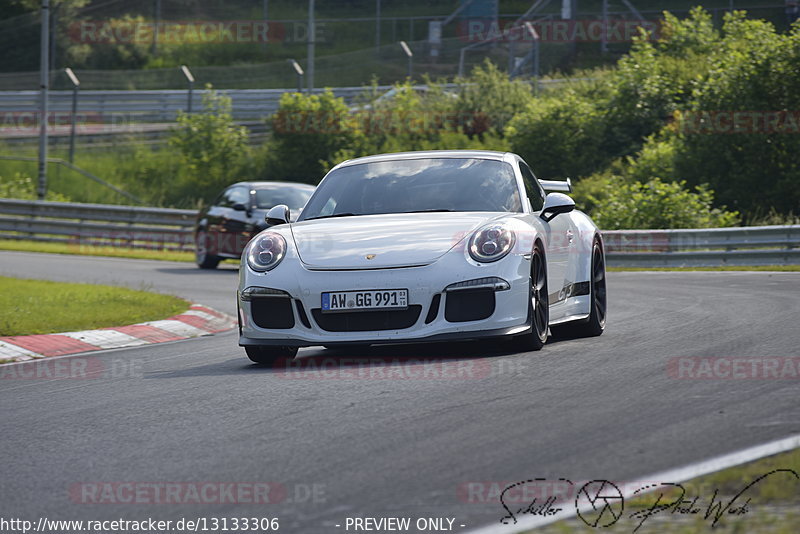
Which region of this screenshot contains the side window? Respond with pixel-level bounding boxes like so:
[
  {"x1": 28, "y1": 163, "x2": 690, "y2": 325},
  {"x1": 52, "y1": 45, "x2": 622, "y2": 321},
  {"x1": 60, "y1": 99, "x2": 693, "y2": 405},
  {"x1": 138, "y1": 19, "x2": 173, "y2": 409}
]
[
  {"x1": 221, "y1": 186, "x2": 250, "y2": 208},
  {"x1": 519, "y1": 163, "x2": 545, "y2": 211}
]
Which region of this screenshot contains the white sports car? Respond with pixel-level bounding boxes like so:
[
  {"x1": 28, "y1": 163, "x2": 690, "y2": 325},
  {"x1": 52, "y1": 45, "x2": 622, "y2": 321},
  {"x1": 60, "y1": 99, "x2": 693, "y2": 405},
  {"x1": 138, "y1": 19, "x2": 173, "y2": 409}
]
[{"x1": 237, "y1": 150, "x2": 606, "y2": 363}]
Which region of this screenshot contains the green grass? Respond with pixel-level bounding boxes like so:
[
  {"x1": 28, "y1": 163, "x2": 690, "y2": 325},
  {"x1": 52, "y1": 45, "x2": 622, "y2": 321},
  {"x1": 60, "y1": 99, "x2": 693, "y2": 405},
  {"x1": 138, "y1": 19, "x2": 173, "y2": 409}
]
[
  {"x1": 0, "y1": 276, "x2": 189, "y2": 336},
  {"x1": 608, "y1": 265, "x2": 800, "y2": 272},
  {"x1": 532, "y1": 448, "x2": 800, "y2": 534},
  {"x1": 0, "y1": 239, "x2": 195, "y2": 263},
  {"x1": 0, "y1": 143, "x2": 182, "y2": 206}
]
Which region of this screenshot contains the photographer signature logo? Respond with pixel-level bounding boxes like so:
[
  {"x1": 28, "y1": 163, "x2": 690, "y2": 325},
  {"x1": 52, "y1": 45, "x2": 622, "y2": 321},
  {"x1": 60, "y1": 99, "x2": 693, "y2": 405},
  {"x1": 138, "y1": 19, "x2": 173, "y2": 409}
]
[
  {"x1": 497, "y1": 469, "x2": 798, "y2": 531},
  {"x1": 576, "y1": 480, "x2": 624, "y2": 527}
]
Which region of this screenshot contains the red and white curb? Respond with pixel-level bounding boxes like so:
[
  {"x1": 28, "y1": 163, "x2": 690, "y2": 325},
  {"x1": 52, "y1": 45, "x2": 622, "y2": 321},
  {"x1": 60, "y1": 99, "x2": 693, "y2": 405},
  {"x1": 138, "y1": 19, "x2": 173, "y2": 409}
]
[{"x1": 0, "y1": 304, "x2": 236, "y2": 362}]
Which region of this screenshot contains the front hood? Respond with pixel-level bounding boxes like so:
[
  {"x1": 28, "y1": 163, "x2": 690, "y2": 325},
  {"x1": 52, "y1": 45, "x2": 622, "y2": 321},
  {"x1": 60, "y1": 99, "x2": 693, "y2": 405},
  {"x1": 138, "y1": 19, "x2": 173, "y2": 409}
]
[{"x1": 290, "y1": 212, "x2": 503, "y2": 270}]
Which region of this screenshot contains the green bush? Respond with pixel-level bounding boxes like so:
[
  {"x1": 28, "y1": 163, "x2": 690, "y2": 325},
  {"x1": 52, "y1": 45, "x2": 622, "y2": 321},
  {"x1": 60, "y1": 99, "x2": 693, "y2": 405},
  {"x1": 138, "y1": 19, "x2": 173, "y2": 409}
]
[
  {"x1": 261, "y1": 89, "x2": 362, "y2": 184},
  {"x1": 576, "y1": 175, "x2": 739, "y2": 230},
  {"x1": 168, "y1": 85, "x2": 250, "y2": 203},
  {"x1": 454, "y1": 60, "x2": 533, "y2": 135},
  {"x1": 0, "y1": 172, "x2": 70, "y2": 202},
  {"x1": 669, "y1": 13, "x2": 800, "y2": 218},
  {"x1": 506, "y1": 84, "x2": 608, "y2": 180},
  {"x1": 513, "y1": 7, "x2": 800, "y2": 221}
]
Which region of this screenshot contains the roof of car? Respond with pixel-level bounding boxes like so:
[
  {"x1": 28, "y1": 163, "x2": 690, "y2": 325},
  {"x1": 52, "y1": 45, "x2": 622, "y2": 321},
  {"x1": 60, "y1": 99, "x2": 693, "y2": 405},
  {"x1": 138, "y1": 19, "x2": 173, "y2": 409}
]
[
  {"x1": 230, "y1": 181, "x2": 316, "y2": 190},
  {"x1": 335, "y1": 150, "x2": 511, "y2": 169}
]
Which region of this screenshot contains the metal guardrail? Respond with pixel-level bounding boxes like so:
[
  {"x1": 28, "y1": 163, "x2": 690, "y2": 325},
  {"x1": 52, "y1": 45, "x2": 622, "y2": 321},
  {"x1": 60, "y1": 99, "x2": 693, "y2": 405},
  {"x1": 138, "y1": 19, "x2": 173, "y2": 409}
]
[
  {"x1": 0, "y1": 87, "x2": 376, "y2": 123},
  {"x1": 603, "y1": 226, "x2": 800, "y2": 267},
  {"x1": 0, "y1": 198, "x2": 196, "y2": 251},
  {"x1": 0, "y1": 199, "x2": 798, "y2": 266}
]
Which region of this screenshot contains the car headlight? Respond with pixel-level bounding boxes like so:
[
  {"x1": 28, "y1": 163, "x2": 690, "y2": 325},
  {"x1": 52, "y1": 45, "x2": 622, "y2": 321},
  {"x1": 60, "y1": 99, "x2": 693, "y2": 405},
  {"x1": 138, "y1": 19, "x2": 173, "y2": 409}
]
[
  {"x1": 247, "y1": 232, "x2": 287, "y2": 272},
  {"x1": 468, "y1": 224, "x2": 516, "y2": 263}
]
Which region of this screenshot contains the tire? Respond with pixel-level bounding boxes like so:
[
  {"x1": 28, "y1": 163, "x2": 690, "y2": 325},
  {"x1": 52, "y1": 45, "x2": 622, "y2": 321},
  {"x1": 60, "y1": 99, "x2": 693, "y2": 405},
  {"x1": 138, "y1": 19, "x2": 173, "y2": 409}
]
[
  {"x1": 510, "y1": 243, "x2": 549, "y2": 352},
  {"x1": 245, "y1": 345, "x2": 298, "y2": 364},
  {"x1": 555, "y1": 237, "x2": 607, "y2": 338},
  {"x1": 195, "y1": 230, "x2": 220, "y2": 270}
]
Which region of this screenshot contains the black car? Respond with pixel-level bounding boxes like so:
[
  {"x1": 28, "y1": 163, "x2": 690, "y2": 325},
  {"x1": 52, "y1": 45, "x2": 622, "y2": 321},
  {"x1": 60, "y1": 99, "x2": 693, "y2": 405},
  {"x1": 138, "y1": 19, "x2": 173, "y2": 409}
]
[{"x1": 194, "y1": 181, "x2": 315, "y2": 269}]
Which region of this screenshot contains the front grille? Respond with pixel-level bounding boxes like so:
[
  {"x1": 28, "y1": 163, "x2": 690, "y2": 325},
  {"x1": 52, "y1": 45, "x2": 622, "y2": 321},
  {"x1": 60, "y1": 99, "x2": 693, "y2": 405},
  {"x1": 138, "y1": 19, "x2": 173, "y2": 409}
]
[
  {"x1": 425, "y1": 294, "x2": 441, "y2": 324},
  {"x1": 251, "y1": 298, "x2": 295, "y2": 329},
  {"x1": 295, "y1": 300, "x2": 311, "y2": 328},
  {"x1": 444, "y1": 288, "x2": 495, "y2": 322},
  {"x1": 311, "y1": 306, "x2": 422, "y2": 332}
]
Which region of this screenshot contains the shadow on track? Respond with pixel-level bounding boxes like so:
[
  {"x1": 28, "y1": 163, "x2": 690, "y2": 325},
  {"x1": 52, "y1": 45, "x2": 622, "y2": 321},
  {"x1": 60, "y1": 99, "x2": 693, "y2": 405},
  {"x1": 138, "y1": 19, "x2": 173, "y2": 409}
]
[{"x1": 144, "y1": 336, "x2": 575, "y2": 380}]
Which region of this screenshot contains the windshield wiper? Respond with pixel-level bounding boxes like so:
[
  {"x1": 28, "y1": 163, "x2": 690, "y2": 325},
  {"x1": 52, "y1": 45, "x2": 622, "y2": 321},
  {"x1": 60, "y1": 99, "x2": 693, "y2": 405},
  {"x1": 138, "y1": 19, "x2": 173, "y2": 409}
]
[{"x1": 304, "y1": 212, "x2": 359, "y2": 221}]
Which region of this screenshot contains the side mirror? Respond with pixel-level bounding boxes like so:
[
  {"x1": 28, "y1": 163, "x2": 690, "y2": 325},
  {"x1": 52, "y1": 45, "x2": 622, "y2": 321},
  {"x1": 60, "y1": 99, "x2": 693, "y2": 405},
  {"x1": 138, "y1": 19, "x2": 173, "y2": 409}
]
[
  {"x1": 232, "y1": 202, "x2": 248, "y2": 212},
  {"x1": 540, "y1": 193, "x2": 575, "y2": 222},
  {"x1": 265, "y1": 204, "x2": 290, "y2": 227}
]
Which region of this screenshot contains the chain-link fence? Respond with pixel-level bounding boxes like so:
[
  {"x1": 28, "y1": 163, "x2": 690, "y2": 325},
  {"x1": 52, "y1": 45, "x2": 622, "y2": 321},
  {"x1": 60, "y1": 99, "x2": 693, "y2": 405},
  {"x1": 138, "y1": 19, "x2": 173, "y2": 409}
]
[{"x1": 0, "y1": 2, "x2": 790, "y2": 91}]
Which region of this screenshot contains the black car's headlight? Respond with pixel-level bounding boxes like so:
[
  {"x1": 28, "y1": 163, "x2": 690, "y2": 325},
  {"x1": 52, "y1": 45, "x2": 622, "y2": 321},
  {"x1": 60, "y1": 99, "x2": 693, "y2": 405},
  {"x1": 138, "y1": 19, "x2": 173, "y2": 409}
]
[
  {"x1": 468, "y1": 224, "x2": 516, "y2": 263},
  {"x1": 247, "y1": 232, "x2": 287, "y2": 272}
]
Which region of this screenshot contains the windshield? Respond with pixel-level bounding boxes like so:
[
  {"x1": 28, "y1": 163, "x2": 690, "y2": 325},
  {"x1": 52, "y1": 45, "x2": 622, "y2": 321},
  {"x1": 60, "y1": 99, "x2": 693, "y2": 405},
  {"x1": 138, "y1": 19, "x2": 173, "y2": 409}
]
[
  {"x1": 298, "y1": 158, "x2": 522, "y2": 221},
  {"x1": 253, "y1": 186, "x2": 313, "y2": 211}
]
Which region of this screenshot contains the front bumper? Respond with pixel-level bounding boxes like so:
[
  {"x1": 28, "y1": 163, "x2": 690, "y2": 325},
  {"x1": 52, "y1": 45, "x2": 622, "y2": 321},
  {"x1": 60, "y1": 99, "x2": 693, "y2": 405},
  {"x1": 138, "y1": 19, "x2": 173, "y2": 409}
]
[{"x1": 238, "y1": 252, "x2": 532, "y2": 347}]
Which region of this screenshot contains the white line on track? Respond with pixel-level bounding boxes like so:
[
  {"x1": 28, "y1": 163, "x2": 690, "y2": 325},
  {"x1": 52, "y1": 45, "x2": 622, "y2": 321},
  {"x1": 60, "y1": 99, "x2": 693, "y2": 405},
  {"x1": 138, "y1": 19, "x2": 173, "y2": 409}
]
[{"x1": 465, "y1": 432, "x2": 800, "y2": 534}]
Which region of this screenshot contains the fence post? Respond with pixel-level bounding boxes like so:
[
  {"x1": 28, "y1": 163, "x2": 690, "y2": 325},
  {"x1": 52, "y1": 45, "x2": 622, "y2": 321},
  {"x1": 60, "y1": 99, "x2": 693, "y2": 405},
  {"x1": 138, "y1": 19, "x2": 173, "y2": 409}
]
[
  {"x1": 180, "y1": 65, "x2": 195, "y2": 113},
  {"x1": 399, "y1": 40, "x2": 413, "y2": 80},
  {"x1": 65, "y1": 67, "x2": 80, "y2": 163}
]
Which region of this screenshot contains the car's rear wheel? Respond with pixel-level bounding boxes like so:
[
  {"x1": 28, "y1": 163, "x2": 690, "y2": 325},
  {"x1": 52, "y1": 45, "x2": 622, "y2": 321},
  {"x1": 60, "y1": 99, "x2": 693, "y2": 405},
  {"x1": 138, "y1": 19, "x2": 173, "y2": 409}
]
[
  {"x1": 245, "y1": 345, "x2": 298, "y2": 364},
  {"x1": 195, "y1": 230, "x2": 220, "y2": 269},
  {"x1": 555, "y1": 238, "x2": 606, "y2": 338},
  {"x1": 510, "y1": 243, "x2": 548, "y2": 352}
]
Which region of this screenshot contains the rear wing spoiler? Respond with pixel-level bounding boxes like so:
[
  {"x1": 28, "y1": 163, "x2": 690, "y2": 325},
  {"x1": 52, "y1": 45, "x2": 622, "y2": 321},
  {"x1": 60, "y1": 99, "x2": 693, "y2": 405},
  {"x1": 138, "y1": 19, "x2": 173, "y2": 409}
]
[{"x1": 538, "y1": 178, "x2": 572, "y2": 193}]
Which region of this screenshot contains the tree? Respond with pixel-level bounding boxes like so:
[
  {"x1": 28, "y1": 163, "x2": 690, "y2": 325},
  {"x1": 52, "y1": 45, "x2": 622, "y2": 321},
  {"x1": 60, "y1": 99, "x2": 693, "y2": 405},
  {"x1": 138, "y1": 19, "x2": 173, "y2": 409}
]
[
  {"x1": 169, "y1": 85, "x2": 249, "y2": 204},
  {"x1": 262, "y1": 90, "x2": 364, "y2": 184}
]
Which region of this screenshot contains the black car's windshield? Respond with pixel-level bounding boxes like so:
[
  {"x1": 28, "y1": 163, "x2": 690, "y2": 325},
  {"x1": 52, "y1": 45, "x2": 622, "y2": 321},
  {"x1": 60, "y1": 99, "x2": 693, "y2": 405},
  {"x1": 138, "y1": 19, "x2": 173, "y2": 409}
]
[
  {"x1": 299, "y1": 157, "x2": 522, "y2": 221},
  {"x1": 253, "y1": 186, "x2": 313, "y2": 211}
]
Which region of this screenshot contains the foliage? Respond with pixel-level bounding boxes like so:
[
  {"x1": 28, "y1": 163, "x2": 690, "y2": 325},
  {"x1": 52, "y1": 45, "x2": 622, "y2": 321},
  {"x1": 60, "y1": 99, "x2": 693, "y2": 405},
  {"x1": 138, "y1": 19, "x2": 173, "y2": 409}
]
[
  {"x1": 260, "y1": 89, "x2": 362, "y2": 184},
  {"x1": 576, "y1": 175, "x2": 739, "y2": 230},
  {"x1": 507, "y1": 7, "x2": 800, "y2": 221},
  {"x1": 168, "y1": 85, "x2": 250, "y2": 204},
  {"x1": 506, "y1": 84, "x2": 608, "y2": 180},
  {"x1": 668, "y1": 12, "x2": 800, "y2": 218},
  {"x1": 68, "y1": 15, "x2": 154, "y2": 70},
  {"x1": 454, "y1": 60, "x2": 533, "y2": 135},
  {"x1": 0, "y1": 172, "x2": 70, "y2": 201}
]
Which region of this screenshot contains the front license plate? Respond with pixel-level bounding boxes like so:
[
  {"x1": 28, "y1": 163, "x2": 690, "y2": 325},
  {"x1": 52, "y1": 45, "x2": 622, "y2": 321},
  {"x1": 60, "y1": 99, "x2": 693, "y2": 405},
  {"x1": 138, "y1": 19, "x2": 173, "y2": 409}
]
[{"x1": 321, "y1": 289, "x2": 408, "y2": 312}]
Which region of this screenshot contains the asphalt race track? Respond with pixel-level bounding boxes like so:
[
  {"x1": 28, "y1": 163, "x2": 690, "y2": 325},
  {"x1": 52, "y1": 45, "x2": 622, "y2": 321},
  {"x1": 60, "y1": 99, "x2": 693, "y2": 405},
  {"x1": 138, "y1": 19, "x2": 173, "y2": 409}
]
[{"x1": 1, "y1": 251, "x2": 799, "y2": 533}]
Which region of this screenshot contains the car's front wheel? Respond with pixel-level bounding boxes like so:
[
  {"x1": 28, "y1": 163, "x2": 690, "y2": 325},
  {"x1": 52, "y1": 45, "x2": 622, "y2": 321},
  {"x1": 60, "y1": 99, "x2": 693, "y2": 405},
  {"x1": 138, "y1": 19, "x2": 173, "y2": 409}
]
[
  {"x1": 245, "y1": 345, "x2": 298, "y2": 364},
  {"x1": 510, "y1": 243, "x2": 548, "y2": 352},
  {"x1": 195, "y1": 230, "x2": 220, "y2": 269}
]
